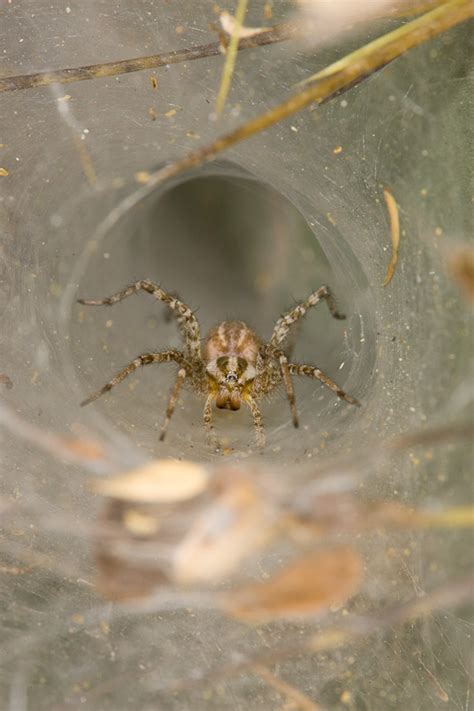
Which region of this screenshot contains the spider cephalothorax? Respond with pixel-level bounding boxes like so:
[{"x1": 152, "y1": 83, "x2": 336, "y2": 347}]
[
  {"x1": 205, "y1": 321, "x2": 259, "y2": 412},
  {"x1": 78, "y1": 280, "x2": 359, "y2": 447}
]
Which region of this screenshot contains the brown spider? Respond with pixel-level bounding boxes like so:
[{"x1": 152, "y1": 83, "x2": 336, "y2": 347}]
[{"x1": 78, "y1": 280, "x2": 360, "y2": 447}]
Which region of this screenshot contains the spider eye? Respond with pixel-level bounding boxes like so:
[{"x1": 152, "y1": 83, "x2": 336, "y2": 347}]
[{"x1": 216, "y1": 356, "x2": 228, "y2": 370}]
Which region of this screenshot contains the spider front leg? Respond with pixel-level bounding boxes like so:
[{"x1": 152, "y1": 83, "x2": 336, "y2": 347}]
[
  {"x1": 78, "y1": 280, "x2": 202, "y2": 362},
  {"x1": 80, "y1": 350, "x2": 186, "y2": 406},
  {"x1": 275, "y1": 350, "x2": 299, "y2": 428},
  {"x1": 159, "y1": 367, "x2": 187, "y2": 441},
  {"x1": 244, "y1": 395, "x2": 266, "y2": 448},
  {"x1": 270, "y1": 285, "x2": 345, "y2": 349},
  {"x1": 255, "y1": 347, "x2": 299, "y2": 429},
  {"x1": 288, "y1": 363, "x2": 360, "y2": 407},
  {"x1": 202, "y1": 394, "x2": 216, "y2": 446}
]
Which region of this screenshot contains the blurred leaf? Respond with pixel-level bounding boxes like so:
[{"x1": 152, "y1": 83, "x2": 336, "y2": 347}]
[
  {"x1": 223, "y1": 546, "x2": 362, "y2": 622},
  {"x1": 92, "y1": 459, "x2": 209, "y2": 503},
  {"x1": 172, "y1": 472, "x2": 273, "y2": 584}
]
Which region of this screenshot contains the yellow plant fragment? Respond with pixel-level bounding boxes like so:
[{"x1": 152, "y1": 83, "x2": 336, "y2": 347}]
[
  {"x1": 382, "y1": 187, "x2": 400, "y2": 286},
  {"x1": 415, "y1": 505, "x2": 474, "y2": 529},
  {"x1": 92, "y1": 459, "x2": 209, "y2": 503},
  {"x1": 215, "y1": 0, "x2": 249, "y2": 115},
  {"x1": 222, "y1": 546, "x2": 362, "y2": 623}
]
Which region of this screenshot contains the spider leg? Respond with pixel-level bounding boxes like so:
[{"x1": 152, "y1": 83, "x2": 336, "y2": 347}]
[
  {"x1": 159, "y1": 367, "x2": 187, "y2": 441},
  {"x1": 276, "y1": 351, "x2": 299, "y2": 428},
  {"x1": 270, "y1": 285, "x2": 345, "y2": 349},
  {"x1": 78, "y1": 280, "x2": 202, "y2": 362},
  {"x1": 244, "y1": 395, "x2": 266, "y2": 448},
  {"x1": 80, "y1": 350, "x2": 186, "y2": 407},
  {"x1": 202, "y1": 394, "x2": 216, "y2": 444},
  {"x1": 288, "y1": 363, "x2": 360, "y2": 407}
]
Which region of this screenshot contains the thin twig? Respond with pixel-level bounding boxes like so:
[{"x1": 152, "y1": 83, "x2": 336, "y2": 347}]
[{"x1": 0, "y1": 23, "x2": 299, "y2": 94}]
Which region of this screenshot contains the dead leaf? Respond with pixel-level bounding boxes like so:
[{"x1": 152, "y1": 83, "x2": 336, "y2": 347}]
[
  {"x1": 61, "y1": 436, "x2": 104, "y2": 461},
  {"x1": 95, "y1": 498, "x2": 169, "y2": 600},
  {"x1": 222, "y1": 546, "x2": 361, "y2": 623},
  {"x1": 93, "y1": 459, "x2": 209, "y2": 503},
  {"x1": 448, "y1": 245, "x2": 474, "y2": 301},
  {"x1": 382, "y1": 187, "x2": 400, "y2": 286},
  {"x1": 220, "y1": 10, "x2": 271, "y2": 37},
  {"x1": 96, "y1": 550, "x2": 169, "y2": 601},
  {"x1": 0, "y1": 373, "x2": 13, "y2": 389},
  {"x1": 172, "y1": 471, "x2": 273, "y2": 583}
]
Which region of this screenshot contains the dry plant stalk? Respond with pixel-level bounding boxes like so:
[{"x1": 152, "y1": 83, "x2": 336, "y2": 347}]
[
  {"x1": 382, "y1": 187, "x2": 401, "y2": 286},
  {"x1": 215, "y1": 0, "x2": 250, "y2": 115},
  {"x1": 0, "y1": 23, "x2": 298, "y2": 93}
]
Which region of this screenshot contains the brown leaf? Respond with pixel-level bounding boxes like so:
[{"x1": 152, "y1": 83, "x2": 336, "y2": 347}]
[
  {"x1": 61, "y1": 436, "x2": 105, "y2": 461},
  {"x1": 96, "y1": 550, "x2": 169, "y2": 602},
  {"x1": 172, "y1": 471, "x2": 273, "y2": 584},
  {"x1": 222, "y1": 546, "x2": 362, "y2": 623}
]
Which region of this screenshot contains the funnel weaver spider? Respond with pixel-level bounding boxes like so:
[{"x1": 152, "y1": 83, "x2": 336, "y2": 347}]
[{"x1": 78, "y1": 280, "x2": 360, "y2": 447}]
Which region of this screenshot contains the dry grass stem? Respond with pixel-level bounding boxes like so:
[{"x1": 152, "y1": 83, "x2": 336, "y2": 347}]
[
  {"x1": 0, "y1": 23, "x2": 298, "y2": 93},
  {"x1": 215, "y1": 0, "x2": 250, "y2": 116}
]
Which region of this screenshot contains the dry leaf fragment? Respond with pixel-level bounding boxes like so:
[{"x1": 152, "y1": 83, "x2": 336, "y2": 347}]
[
  {"x1": 93, "y1": 459, "x2": 209, "y2": 503},
  {"x1": 0, "y1": 373, "x2": 13, "y2": 389},
  {"x1": 222, "y1": 546, "x2": 362, "y2": 623},
  {"x1": 0, "y1": 168, "x2": 9, "y2": 177},
  {"x1": 382, "y1": 187, "x2": 401, "y2": 286},
  {"x1": 172, "y1": 471, "x2": 273, "y2": 584},
  {"x1": 96, "y1": 550, "x2": 169, "y2": 601},
  {"x1": 220, "y1": 10, "x2": 271, "y2": 37},
  {"x1": 61, "y1": 436, "x2": 104, "y2": 461},
  {"x1": 447, "y1": 245, "x2": 474, "y2": 301}
]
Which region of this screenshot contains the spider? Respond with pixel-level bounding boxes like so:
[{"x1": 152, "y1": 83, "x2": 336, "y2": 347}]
[{"x1": 78, "y1": 280, "x2": 360, "y2": 447}]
